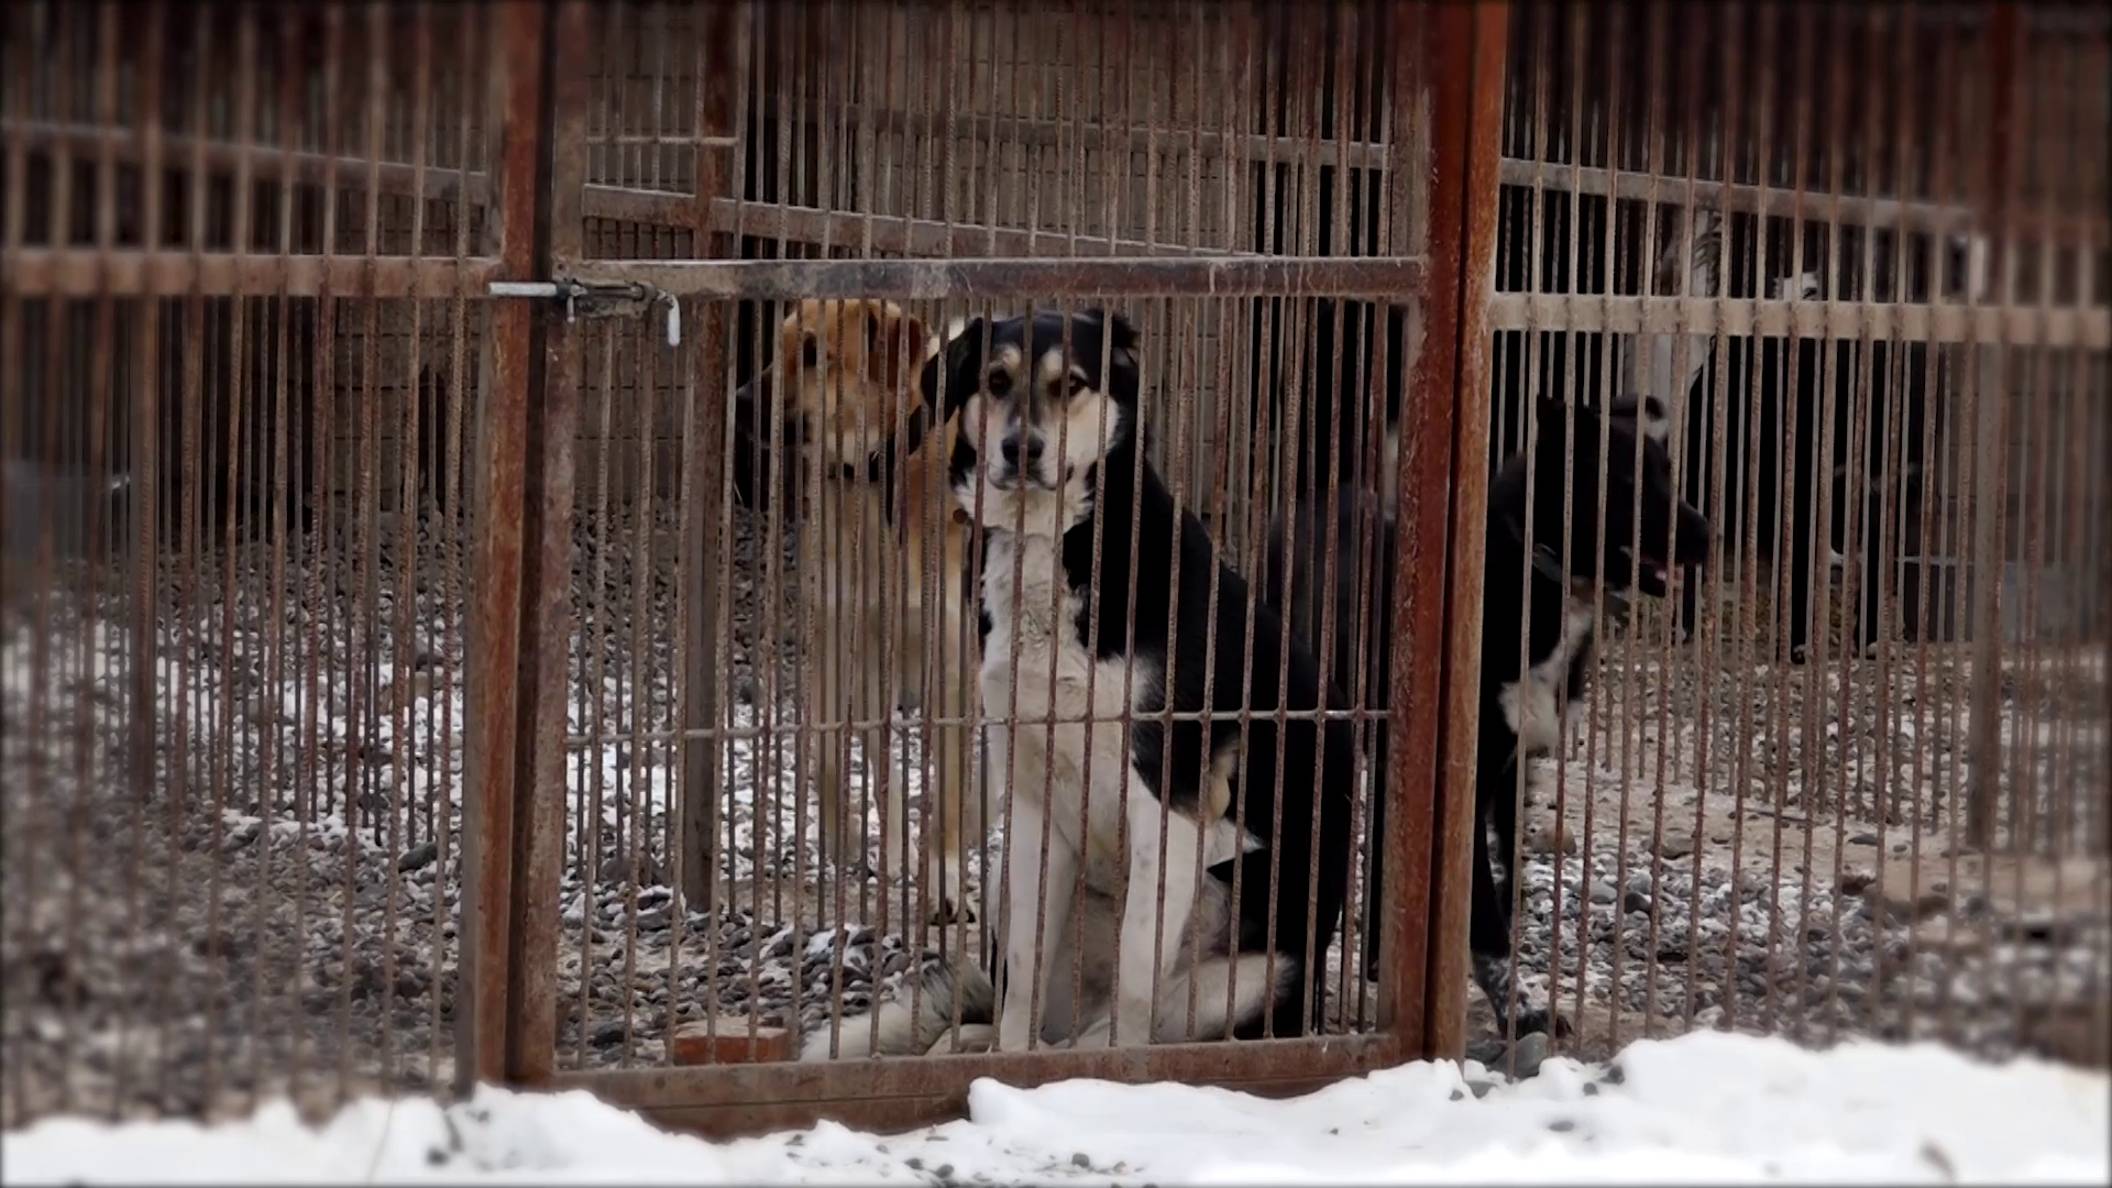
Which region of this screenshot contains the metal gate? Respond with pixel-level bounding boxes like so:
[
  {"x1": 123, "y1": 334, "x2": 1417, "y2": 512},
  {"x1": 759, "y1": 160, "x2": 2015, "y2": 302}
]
[{"x1": 460, "y1": 0, "x2": 1509, "y2": 1134}]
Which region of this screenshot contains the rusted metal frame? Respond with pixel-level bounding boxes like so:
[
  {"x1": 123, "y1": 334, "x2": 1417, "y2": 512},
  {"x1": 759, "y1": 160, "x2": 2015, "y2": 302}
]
[
  {"x1": 0, "y1": 116, "x2": 1308, "y2": 259},
  {"x1": 804, "y1": 100, "x2": 1393, "y2": 172},
  {"x1": 102, "y1": 0, "x2": 166, "y2": 1114},
  {"x1": 1481, "y1": 294, "x2": 2111, "y2": 349},
  {"x1": 1929, "y1": 17, "x2": 1979, "y2": 1047},
  {"x1": 677, "y1": 0, "x2": 740, "y2": 1011},
  {"x1": 1547, "y1": 0, "x2": 1593, "y2": 1062},
  {"x1": 759, "y1": 0, "x2": 796, "y2": 1062},
  {"x1": 933, "y1": 0, "x2": 982, "y2": 1055},
  {"x1": 345, "y1": 0, "x2": 391, "y2": 1096},
  {"x1": 1251, "y1": 4, "x2": 1311, "y2": 1044},
  {"x1": 1294, "y1": 2, "x2": 1359, "y2": 1038},
  {"x1": 0, "y1": 0, "x2": 37, "y2": 1125},
  {"x1": 1377, "y1": 0, "x2": 1504, "y2": 1062},
  {"x1": 501, "y1": 0, "x2": 594, "y2": 1089},
  {"x1": 1633, "y1": 0, "x2": 1676, "y2": 1041},
  {"x1": 621, "y1": 315, "x2": 656, "y2": 1067},
  {"x1": 2005, "y1": 34, "x2": 2075, "y2": 1026},
  {"x1": 252, "y1": 3, "x2": 301, "y2": 1106},
  {"x1": 562, "y1": 1033, "x2": 1392, "y2": 1138},
  {"x1": 372, "y1": 0, "x2": 437, "y2": 1092},
  {"x1": 1707, "y1": 0, "x2": 1762, "y2": 1039},
  {"x1": 1836, "y1": 0, "x2": 1892, "y2": 1038},
  {"x1": 435, "y1": 1, "x2": 482, "y2": 1090},
  {"x1": 577, "y1": 317, "x2": 614, "y2": 1074},
  {"x1": 458, "y1": 0, "x2": 552, "y2": 1096},
  {"x1": 0, "y1": 250, "x2": 504, "y2": 299},
  {"x1": 200, "y1": 0, "x2": 263, "y2": 1110},
  {"x1": 1316, "y1": 0, "x2": 1373, "y2": 1031},
  {"x1": 55, "y1": 0, "x2": 119, "y2": 1116},
  {"x1": 1896, "y1": 4, "x2": 1956, "y2": 1045},
  {"x1": 1965, "y1": 3, "x2": 2022, "y2": 852},
  {"x1": 1189, "y1": 2, "x2": 1254, "y2": 1046},
  {"x1": 1494, "y1": 158, "x2": 2000, "y2": 244},
  {"x1": 1787, "y1": 0, "x2": 1843, "y2": 1047},
  {"x1": 1587, "y1": 0, "x2": 1636, "y2": 1059},
  {"x1": 575, "y1": 255, "x2": 1426, "y2": 301},
  {"x1": 706, "y1": 5, "x2": 758, "y2": 1067},
  {"x1": 1498, "y1": 0, "x2": 1555, "y2": 1054},
  {"x1": 293, "y1": 4, "x2": 345, "y2": 1105}
]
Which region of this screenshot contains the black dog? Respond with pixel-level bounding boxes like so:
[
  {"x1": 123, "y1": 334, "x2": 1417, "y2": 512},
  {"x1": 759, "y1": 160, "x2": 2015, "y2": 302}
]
[
  {"x1": 1266, "y1": 395, "x2": 1709, "y2": 1039},
  {"x1": 1675, "y1": 336, "x2": 1931, "y2": 662}
]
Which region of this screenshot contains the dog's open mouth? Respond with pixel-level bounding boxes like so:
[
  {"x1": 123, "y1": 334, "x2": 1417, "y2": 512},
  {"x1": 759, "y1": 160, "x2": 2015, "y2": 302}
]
[{"x1": 1612, "y1": 544, "x2": 1674, "y2": 598}]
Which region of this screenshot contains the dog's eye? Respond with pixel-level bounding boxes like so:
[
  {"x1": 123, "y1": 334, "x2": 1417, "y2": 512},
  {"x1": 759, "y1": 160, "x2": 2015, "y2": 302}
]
[
  {"x1": 799, "y1": 335, "x2": 820, "y2": 369},
  {"x1": 1065, "y1": 374, "x2": 1091, "y2": 397},
  {"x1": 986, "y1": 370, "x2": 1012, "y2": 396}
]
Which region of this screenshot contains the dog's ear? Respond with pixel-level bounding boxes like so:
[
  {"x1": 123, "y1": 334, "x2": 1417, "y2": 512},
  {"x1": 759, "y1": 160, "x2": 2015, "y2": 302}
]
[
  {"x1": 879, "y1": 308, "x2": 931, "y2": 391},
  {"x1": 1080, "y1": 306, "x2": 1141, "y2": 357},
  {"x1": 922, "y1": 316, "x2": 986, "y2": 417}
]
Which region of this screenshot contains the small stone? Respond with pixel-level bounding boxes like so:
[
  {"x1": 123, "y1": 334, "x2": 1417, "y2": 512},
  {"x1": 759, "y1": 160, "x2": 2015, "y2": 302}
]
[
  {"x1": 590, "y1": 1020, "x2": 628, "y2": 1048},
  {"x1": 1589, "y1": 881, "x2": 1617, "y2": 905},
  {"x1": 1548, "y1": 1118, "x2": 1577, "y2": 1133},
  {"x1": 397, "y1": 841, "x2": 440, "y2": 873},
  {"x1": 1071, "y1": 1153, "x2": 1091, "y2": 1169},
  {"x1": 1849, "y1": 832, "x2": 1879, "y2": 846},
  {"x1": 1622, "y1": 890, "x2": 1652, "y2": 915},
  {"x1": 1506, "y1": 1030, "x2": 1552, "y2": 1079},
  {"x1": 1656, "y1": 833, "x2": 1695, "y2": 861},
  {"x1": 1529, "y1": 819, "x2": 1578, "y2": 856}
]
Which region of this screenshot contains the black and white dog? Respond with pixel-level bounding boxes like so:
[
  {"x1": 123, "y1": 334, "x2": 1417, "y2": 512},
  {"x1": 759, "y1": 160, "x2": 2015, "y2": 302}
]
[
  {"x1": 800, "y1": 308, "x2": 1357, "y2": 1059},
  {"x1": 1266, "y1": 394, "x2": 1709, "y2": 1039}
]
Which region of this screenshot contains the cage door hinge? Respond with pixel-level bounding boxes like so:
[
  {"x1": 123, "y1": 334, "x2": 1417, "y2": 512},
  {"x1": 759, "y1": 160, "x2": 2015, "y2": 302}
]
[{"x1": 487, "y1": 277, "x2": 682, "y2": 347}]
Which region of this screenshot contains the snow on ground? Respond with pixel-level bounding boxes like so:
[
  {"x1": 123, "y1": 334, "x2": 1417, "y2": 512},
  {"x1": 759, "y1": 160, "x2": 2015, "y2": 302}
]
[{"x1": 5, "y1": 1031, "x2": 2107, "y2": 1184}]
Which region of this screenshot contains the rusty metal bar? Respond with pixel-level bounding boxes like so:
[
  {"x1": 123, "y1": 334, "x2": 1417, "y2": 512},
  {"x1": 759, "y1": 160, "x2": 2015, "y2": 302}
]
[
  {"x1": 0, "y1": 249, "x2": 502, "y2": 299},
  {"x1": 1387, "y1": 0, "x2": 1506, "y2": 1061},
  {"x1": 506, "y1": 0, "x2": 594, "y2": 1088},
  {"x1": 677, "y1": 0, "x2": 742, "y2": 923},
  {"x1": 562, "y1": 255, "x2": 1426, "y2": 300},
  {"x1": 560, "y1": 1034, "x2": 1395, "y2": 1137},
  {"x1": 459, "y1": 0, "x2": 551, "y2": 1096},
  {"x1": 1484, "y1": 293, "x2": 2110, "y2": 348}
]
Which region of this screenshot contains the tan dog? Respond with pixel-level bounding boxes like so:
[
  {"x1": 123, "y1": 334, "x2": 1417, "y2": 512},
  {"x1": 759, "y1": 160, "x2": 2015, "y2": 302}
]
[{"x1": 771, "y1": 298, "x2": 981, "y2": 925}]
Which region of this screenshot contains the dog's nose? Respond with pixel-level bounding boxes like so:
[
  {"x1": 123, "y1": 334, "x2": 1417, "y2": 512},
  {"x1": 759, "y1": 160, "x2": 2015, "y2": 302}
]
[{"x1": 1000, "y1": 435, "x2": 1042, "y2": 469}]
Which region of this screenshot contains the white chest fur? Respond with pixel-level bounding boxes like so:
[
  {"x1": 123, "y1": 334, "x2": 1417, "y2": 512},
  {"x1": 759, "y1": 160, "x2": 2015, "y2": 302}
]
[
  {"x1": 979, "y1": 532, "x2": 1159, "y2": 876},
  {"x1": 1497, "y1": 599, "x2": 1595, "y2": 757}
]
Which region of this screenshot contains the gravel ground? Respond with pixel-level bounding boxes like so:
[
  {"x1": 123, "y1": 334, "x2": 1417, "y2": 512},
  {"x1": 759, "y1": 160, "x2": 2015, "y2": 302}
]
[{"x1": 3, "y1": 497, "x2": 2105, "y2": 1125}]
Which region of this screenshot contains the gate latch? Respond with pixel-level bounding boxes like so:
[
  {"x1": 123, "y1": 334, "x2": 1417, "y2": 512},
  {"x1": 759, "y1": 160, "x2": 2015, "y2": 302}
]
[{"x1": 488, "y1": 277, "x2": 682, "y2": 347}]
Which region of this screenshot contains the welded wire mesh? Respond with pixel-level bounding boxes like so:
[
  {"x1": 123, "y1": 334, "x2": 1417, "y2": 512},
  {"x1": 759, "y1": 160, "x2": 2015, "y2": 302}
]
[
  {"x1": 1, "y1": 1, "x2": 495, "y2": 1123},
  {"x1": 1481, "y1": 1, "x2": 2110, "y2": 1074}
]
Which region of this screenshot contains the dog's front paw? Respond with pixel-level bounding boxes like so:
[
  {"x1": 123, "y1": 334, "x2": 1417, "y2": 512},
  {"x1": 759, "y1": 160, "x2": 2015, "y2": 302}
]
[
  {"x1": 1509, "y1": 1005, "x2": 1573, "y2": 1041},
  {"x1": 1111, "y1": 996, "x2": 1155, "y2": 1047},
  {"x1": 925, "y1": 894, "x2": 977, "y2": 926}
]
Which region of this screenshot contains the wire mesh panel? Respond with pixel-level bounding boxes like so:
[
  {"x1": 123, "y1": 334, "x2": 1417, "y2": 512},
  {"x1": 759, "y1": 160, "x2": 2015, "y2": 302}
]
[
  {"x1": 1481, "y1": 1, "x2": 2110, "y2": 1074},
  {"x1": 501, "y1": 0, "x2": 1507, "y2": 1131},
  {"x1": 1, "y1": 1, "x2": 508, "y2": 1123}
]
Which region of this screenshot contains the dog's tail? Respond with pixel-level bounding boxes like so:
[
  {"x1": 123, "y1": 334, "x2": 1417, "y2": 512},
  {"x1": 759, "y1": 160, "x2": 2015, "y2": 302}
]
[{"x1": 796, "y1": 957, "x2": 995, "y2": 1062}]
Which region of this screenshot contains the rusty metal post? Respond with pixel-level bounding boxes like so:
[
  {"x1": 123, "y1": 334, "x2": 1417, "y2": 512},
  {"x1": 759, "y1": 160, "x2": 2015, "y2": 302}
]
[
  {"x1": 505, "y1": 0, "x2": 594, "y2": 1087},
  {"x1": 460, "y1": 0, "x2": 553, "y2": 1095},
  {"x1": 681, "y1": 0, "x2": 745, "y2": 917},
  {"x1": 1427, "y1": 0, "x2": 1506, "y2": 1064},
  {"x1": 1966, "y1": 3, "x2": 2020, "y2": 850},
  {"x1": 1380, "y1": 0, "x2": 1507, "y2": 1058}
]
